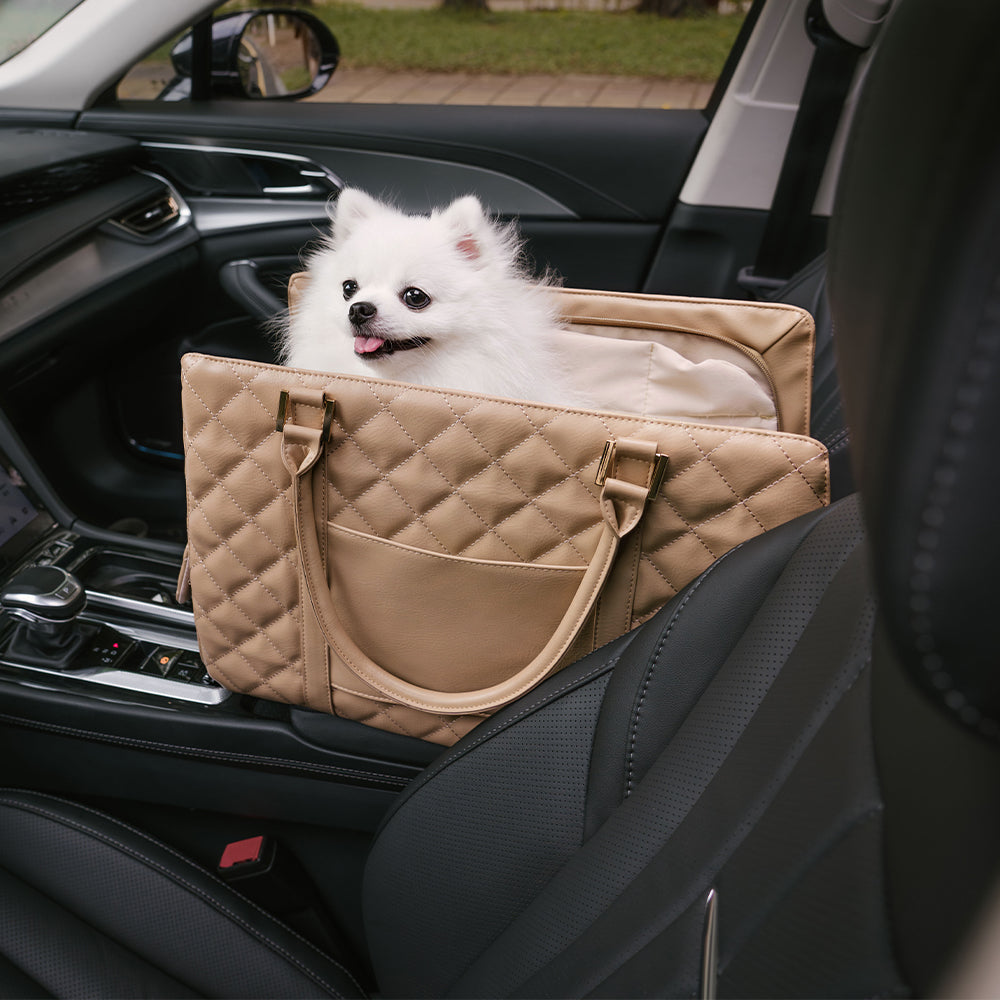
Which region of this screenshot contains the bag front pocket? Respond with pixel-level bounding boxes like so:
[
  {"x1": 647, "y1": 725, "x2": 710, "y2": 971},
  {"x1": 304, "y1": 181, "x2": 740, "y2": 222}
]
[{"x1": 325, "y1": 523, "x2": 586, "y2": 692}]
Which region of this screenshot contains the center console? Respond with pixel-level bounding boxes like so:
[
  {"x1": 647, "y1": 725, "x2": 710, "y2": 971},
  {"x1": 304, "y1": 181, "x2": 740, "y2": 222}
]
[
  {"x1": 0, "y1": 435, "x2": 442, "y2": 838},
  {"x1": 0, "y1": 456, "x2": 227, "y2": 705}
]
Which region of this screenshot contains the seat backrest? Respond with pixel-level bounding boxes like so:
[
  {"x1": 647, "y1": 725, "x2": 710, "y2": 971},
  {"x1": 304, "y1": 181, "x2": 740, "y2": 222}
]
[
  {"x1": 830, "y1": 0, "x2": 1000, "y2": 731},
  {"x1": 828, "y1": 0, "x2": 1000, "y2": 985}
]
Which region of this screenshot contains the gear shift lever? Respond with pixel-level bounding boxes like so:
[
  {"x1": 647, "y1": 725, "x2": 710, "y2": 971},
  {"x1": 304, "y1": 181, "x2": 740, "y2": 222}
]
[{"x1": 1, "y1": 566, "x2": 88, "y2": 666}]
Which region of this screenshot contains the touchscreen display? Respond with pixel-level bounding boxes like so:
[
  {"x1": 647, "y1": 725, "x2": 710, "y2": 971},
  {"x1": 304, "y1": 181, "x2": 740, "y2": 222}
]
[{"x1": 0, "y1": 463, "x2": 38, "y2": 548}]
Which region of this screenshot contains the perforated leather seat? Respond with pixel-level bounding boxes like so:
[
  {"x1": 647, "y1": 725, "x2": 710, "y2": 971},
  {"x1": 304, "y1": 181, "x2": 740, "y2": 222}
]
[{"x1": 3, "y1": 0, "x2": 1000, "y2": 995}]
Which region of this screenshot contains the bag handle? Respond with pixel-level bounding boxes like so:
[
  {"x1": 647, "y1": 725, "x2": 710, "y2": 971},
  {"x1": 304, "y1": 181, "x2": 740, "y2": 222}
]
[{"x1": 278, "y1": 388, "x2": 664, "y2": 715}]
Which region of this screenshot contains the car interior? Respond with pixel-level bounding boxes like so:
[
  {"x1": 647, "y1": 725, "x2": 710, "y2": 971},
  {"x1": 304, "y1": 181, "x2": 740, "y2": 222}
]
[{"x1": 0, "y1": 0, "x2": 998, "y2": 995}]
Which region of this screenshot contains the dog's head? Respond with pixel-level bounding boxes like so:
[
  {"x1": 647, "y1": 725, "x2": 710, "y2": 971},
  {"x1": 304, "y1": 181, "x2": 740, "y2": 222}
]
[{"x1": 308, "y1": 189, "x2": 519, "y2": 369}]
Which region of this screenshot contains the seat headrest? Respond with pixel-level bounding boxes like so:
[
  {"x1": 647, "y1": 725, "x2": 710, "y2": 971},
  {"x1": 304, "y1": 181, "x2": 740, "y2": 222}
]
[{"x1": 829, "y1": 0, "x2": 1000, "y2": 736}]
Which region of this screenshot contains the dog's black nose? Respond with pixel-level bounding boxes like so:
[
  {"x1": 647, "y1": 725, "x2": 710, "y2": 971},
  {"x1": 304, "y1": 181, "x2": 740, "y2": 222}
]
[{"x1": 349, "y1": 301, "x2": 377, "y2": 325}]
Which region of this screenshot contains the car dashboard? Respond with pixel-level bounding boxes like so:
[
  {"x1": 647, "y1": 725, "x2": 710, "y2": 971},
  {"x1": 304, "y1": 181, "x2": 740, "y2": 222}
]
[
  {"x1": 1, "y1": 130, "x2": 195, "y2": 340},
  {"x1": 0, "y1": 126, "x2": 440, "y2": 844}
]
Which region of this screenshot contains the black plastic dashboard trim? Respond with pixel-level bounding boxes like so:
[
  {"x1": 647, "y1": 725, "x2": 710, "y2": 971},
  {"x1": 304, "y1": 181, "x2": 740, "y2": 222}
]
[
  {"x1": 79, "y1": 102, "x2": 707, "y2": 223},
  {"x1": 0, "y1": 710, "x2": 412, "y2": 790},
  {"x1": 0, "y1": 171, "x2": 173, "y2": 291},
  {"x1": 0, "y1": 679, "x2": 435, "y2": 789}
]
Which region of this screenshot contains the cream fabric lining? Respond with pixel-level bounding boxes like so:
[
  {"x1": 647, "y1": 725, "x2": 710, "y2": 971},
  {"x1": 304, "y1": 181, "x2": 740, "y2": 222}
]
[{"x1": 550, "y1": 327, "x2": 778, "y2": 430}]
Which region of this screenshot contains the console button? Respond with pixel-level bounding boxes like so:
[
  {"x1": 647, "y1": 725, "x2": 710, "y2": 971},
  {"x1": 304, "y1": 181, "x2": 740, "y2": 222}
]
[
  {"x1": 141, "y1": 648, "x2": 181, "y2": 676},
  {"x1": 169, "y1": 661, "x2": 201, "y2": 684},
  {"x1": 80, "y1": 627, "x2": 135, "y2": 670}
]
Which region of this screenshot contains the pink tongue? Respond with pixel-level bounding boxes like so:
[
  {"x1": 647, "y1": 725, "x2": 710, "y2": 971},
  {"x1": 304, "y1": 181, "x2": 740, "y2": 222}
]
[{"x1": 355, "y1": 336, "x2": 386, "y2": 355}]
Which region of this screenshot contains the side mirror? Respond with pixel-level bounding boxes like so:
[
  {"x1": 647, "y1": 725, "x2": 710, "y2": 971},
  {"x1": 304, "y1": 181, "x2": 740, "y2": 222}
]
[{"x1": 166, "y1": 8, "x2": 339, "y2": 100}]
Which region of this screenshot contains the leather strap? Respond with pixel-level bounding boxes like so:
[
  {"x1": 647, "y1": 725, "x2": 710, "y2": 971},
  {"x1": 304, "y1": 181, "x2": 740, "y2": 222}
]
[{"x1": 280, "y1": 392, "x2": 658, "y2": 715}]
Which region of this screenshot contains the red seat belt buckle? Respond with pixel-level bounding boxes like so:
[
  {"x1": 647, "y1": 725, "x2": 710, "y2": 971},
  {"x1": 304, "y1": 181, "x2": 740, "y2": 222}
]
[{"x1": 218, "y1": 835, "x2": 270, "y2": 874}]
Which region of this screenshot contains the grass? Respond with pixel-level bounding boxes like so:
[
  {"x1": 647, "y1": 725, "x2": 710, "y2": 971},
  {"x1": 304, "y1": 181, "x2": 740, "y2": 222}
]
[{"x1": 303, "y1": 4, "x2": 744, "y2": 80}]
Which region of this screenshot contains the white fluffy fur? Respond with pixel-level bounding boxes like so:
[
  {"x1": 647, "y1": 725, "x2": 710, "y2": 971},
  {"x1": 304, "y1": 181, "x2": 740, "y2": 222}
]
[{"x1": 281, "y1": 189, "x2": 585, "y2": 406}]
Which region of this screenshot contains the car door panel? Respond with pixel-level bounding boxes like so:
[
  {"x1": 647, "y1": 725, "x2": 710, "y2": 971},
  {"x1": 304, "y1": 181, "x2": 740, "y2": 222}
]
[
  {"x1": 79, "y1": 102, "x2": 708, "y2": 219},
  {"x1": 76, "y1": 103, "x2": 708, "y2": 296}
]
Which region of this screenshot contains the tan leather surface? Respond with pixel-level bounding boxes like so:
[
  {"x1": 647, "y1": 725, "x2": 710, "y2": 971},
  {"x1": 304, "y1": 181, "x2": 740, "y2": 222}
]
[
  {"x1": 277, "y1": 395, "x2": 642, "y2": 717},
  {"x1": 181, "y1": 318, "x2": 829, "y2": 744},
  {"x1": 326, "y1": 523, "x2": 585, "y2": 691}
]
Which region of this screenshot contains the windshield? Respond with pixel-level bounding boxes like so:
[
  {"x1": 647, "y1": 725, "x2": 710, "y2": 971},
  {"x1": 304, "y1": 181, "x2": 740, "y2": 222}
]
[{"x1": 0, "y1": 0, "x2": 85, "y2": 66}]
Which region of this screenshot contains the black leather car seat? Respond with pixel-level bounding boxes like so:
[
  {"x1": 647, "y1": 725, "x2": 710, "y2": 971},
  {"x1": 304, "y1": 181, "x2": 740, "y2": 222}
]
[
  {"x1": 2, "y1": 0, "x2": 1000, "y2": 995},
  {"x1": 769, "y1": 252, "x2": 855, "y2": 500}
]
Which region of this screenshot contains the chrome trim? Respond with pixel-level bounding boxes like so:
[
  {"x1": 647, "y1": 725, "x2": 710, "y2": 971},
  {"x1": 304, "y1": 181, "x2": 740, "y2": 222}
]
[
  {"x1": 262, "y1": 184, "x2": 316, "y2": 196},
  {"x1": 84, "y1": 589, "x2": 195, "y2": 628},
  {"x1": 700, "y1": 888, "x2": 719, "y2": 1000},
  {"x1": 143, "y1": 140, "x2": 576, "y2": 221},
  {"x1": 186, "y1": 197, "x2": 331, "y2": 234},
  {"x1": 0, "y1": 656, "x2": 229, "y2": 705},
  {"x1": 93, "y1": 618, "x2": 198, "y2": 651},
  {"x1": 103, "y1": 169, "x2": 193, "y2": 243},
  {"x1": 141, "y1": 141, "x2": 344, "y2": 194}
]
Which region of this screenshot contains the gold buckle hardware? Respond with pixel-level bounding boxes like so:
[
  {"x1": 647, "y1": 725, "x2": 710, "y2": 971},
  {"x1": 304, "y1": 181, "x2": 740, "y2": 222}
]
[
  {"x1": 276, "y1": 389, "x2": 336, "y2": 443},
  {"x1": 649, "y1": 452, "x2": 670, "y2": 497},
  {"x1": 320, "y1": 394, "x2": 336, "y2": 442},
  {"x1": 595, "y1": 440, "x2": 616, "y2": 487},
  {"x1": 595, "y1": 439, "x2": 669, "y2": 500},
  {"x1": 275, "y1": 390, "x2": 290, "y2": 431}
]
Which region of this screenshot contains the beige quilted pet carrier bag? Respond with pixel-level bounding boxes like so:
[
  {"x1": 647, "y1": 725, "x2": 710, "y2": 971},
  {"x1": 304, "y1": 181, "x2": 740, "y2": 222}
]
[{"x1": 178, "y1": 287, "x2": 829, "y2": 745}]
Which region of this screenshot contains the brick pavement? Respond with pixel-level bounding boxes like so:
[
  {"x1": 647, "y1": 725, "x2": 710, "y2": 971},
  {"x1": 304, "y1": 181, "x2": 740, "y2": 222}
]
[{"x1": 306, "y1": 67, "x2": 711, "y2": 107}]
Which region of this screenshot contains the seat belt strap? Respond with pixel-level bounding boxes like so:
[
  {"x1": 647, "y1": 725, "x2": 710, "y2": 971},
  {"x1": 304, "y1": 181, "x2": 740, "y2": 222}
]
[{"x1": 741, "y1": 0, "x2": 863, "y2": 291}]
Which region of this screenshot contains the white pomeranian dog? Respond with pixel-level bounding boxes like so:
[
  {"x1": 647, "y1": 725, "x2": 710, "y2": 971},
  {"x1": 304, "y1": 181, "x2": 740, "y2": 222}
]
[{"x1": 281, "y1": 189, "x2": 586, "y2": 406}]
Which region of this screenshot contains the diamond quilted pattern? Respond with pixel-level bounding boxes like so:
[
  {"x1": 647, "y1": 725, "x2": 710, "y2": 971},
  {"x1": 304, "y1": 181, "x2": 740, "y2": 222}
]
[
  {"x1": 181, "y1": 348, "x2": 829, "y2": 745},
  {"x1": 183, "y1": 359, "x2": 311, "y2": 707},
  {"x1": 325, "y1": 388, "x2": 614, "y2": 567},
  {"x1": 332, "y1": 689, "x2": 487, "y2": 745}
]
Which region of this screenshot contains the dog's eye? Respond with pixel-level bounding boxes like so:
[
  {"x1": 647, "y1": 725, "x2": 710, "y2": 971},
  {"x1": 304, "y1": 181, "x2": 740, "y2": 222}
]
[
  {"x1": 401, "y1": 287, "x2": 430, "y2": 310},
  {"x1": 342, "y1": 280, "x2": 359, "y2": 300}
]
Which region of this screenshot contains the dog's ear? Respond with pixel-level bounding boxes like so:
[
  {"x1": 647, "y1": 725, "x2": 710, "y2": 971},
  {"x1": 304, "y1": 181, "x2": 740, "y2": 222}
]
[
  {"x1": 437, "y1": 195, "x2": 499, "y2": 265},
  {"x1": 328, "y1": 189, "x2": 382, "y2": 243}
]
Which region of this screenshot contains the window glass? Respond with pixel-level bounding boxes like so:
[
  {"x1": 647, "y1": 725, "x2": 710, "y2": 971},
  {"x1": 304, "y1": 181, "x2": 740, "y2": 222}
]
[
  {"x1": 118, "y1": 0, "x2": 747, "y2": 109},
  {"x1": 118, "y1": 29, "x2": 189, "y2": 101},
  {"x1": 0, "y1": 0, "x2": 85, "y2": 66}
]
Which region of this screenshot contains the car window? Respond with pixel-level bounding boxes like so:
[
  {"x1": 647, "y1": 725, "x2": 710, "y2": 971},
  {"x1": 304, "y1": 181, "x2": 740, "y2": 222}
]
[
  {"x1": 0, "y1": 0, "x2": 85, "y2": 66},
  {"x1": 117, "y1": 0, "x2": 747, "y2": 109}
]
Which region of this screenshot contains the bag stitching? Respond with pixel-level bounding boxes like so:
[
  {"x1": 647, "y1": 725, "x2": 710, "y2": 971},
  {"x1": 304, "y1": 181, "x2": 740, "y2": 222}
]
[
  {"x1": 682, "y1": 427, "x2": 767, "y2": 532},
  {"x1": 181, "y1": 356, "x2": 829, "y2": 736}
]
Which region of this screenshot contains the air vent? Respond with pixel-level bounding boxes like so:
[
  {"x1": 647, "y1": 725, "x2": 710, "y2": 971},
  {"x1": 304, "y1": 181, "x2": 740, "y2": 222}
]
[
  {"x1": 105, "y1": 173, "x2": 191, "y2": 243},
  {"x1": 115, "y1": 192, "x2": 181, "y2": 235}
]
